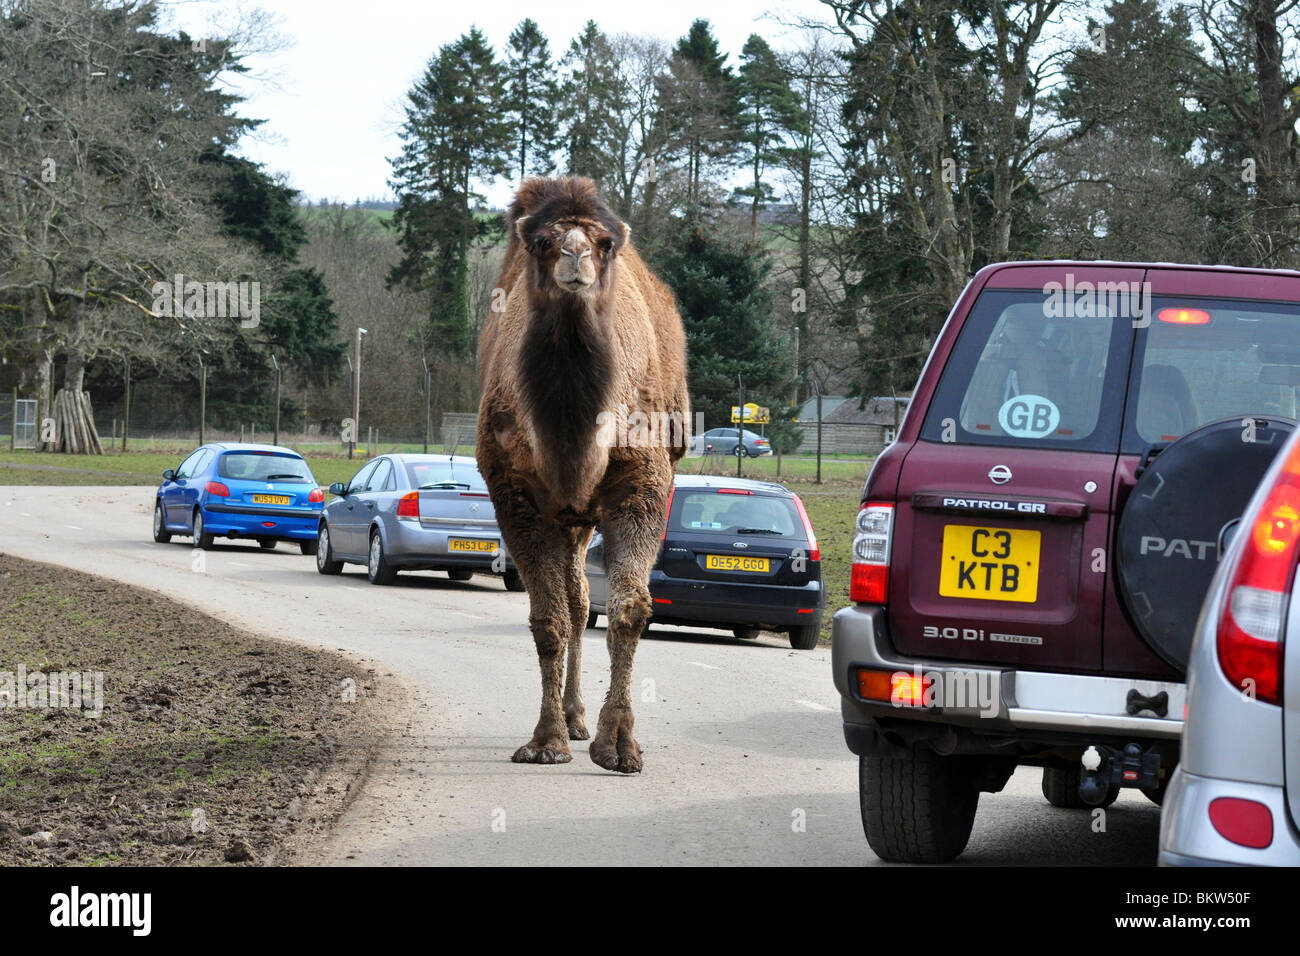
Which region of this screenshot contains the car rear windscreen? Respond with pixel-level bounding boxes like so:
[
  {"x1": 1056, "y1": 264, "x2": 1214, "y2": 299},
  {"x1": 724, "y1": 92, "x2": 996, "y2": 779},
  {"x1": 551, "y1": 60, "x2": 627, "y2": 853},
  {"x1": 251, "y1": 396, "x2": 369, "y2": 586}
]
[
  {"x1": 404, "y1": 460, "x2": 489, "y2": 491},
  {"x1": 1125, "y1": 297, "x2": 1300, "y2": 450},
  {"x1": 217, "y1": 452, "x2": 313, "y2": 483},
  {"x1": 670, "y1": 490, "x2": 800, "y2": 537}
]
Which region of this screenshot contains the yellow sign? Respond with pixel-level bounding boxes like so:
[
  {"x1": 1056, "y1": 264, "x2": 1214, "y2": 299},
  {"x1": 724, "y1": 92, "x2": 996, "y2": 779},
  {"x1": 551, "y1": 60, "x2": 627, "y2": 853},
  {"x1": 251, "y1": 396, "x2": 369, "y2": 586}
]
[{"x1": 730, "y1": 402, "x2": 770, "y2": 424}]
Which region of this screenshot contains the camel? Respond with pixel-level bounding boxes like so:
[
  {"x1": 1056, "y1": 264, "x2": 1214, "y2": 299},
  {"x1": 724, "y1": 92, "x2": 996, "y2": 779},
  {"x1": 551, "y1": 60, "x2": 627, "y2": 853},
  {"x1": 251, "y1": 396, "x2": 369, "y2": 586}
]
[{"x1": 476, "y1": 176, "x2": 689, "y2": 774}]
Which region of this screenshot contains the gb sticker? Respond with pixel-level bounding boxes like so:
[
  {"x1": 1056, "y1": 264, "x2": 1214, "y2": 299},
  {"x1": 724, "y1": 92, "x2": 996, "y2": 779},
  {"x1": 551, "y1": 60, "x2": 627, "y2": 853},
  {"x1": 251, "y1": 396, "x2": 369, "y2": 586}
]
[{"x1": 998, "y1": 394, "x2": 1060, "y2": 439}]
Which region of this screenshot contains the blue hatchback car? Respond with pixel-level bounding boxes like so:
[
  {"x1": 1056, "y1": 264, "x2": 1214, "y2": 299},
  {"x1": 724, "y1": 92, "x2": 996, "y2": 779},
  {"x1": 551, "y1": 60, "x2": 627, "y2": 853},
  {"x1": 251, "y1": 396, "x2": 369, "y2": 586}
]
[{"x1": 151, "y1": 443, "x2": 325, "y2": 553}]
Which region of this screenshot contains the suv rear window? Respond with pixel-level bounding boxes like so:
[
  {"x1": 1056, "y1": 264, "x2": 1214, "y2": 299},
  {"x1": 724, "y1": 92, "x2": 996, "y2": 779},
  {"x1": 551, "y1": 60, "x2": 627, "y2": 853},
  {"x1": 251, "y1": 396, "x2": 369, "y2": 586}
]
[
  {"x1": 1124, "y1": 296, "x2": 1300, "y2": 450},
  {"x1": 217, "y1": 452, "x2": 313, "y2": 483},
  {"x1": 670, "y1": 490, "x2": 800, "y2": 537},
  {"x1": 920, "y1": 290, "x2": 1130, "y2": 451}
]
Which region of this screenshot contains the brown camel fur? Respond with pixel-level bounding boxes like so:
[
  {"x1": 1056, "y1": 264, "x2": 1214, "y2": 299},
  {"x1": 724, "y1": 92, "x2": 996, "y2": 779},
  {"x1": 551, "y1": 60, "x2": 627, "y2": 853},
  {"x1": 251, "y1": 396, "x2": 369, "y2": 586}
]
[{"x1": 477, "y1": 176, "x2": 689, "y2": 774}]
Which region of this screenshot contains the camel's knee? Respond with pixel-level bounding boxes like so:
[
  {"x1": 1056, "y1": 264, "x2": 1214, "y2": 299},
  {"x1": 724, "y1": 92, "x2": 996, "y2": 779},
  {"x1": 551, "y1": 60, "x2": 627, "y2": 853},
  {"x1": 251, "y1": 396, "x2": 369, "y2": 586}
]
[
  {"x1": 607, "y1": 589, "x2": 651, "y2": 636},
  {"x1": 528, "y1": 610, "x2": 569, "y2": 658}
]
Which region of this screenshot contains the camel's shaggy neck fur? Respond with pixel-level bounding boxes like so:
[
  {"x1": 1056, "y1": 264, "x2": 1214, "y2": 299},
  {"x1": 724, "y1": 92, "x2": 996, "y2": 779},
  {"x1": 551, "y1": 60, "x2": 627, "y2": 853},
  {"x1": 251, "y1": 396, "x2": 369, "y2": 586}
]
[{"x1": 517, "y1": 280, "x2": 616, "y2": 508}]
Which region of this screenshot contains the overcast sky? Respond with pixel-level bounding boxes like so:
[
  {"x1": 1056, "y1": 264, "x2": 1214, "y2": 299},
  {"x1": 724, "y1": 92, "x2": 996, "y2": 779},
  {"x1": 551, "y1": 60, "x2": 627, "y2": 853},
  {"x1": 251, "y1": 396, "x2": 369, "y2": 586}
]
[{"x1": 161, "y1": 0, "x2": 834, "y2": 205}]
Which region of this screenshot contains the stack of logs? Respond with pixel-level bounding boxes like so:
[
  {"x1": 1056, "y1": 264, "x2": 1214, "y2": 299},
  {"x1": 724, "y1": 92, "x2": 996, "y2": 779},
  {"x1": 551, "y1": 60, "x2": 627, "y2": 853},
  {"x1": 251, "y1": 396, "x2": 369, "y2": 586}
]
[{"x1": 50, "y1": 389, "x2": 104, "y2": 454}]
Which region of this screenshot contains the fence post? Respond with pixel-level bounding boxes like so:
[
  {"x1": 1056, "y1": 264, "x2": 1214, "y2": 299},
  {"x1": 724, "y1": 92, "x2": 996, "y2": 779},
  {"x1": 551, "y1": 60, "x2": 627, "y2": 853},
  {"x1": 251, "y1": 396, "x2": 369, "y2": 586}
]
[{"x1": 121, "y1": 357, "x2": 130, "y2": 453}]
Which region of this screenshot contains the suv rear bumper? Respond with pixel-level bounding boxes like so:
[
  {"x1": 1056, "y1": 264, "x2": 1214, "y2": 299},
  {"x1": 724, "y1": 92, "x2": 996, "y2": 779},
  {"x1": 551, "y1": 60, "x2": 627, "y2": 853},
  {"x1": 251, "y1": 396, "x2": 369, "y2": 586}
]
[{"x1": 832, "y1": 604, "x2": 1185, "y2": 751}]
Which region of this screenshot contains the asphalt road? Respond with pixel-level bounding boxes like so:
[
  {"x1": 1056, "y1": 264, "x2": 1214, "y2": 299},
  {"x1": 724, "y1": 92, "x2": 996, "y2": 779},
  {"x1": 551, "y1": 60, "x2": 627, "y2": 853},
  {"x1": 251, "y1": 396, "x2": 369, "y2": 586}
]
[{"x1": 0, "y1": 486, "x2": 1161, "y2": 865}]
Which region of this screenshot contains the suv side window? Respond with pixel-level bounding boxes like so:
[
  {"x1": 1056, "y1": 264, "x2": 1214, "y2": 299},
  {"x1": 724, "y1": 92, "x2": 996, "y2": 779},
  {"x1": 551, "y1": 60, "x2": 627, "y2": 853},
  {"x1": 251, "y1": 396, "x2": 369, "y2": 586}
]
[
  {"x1": 920, "y1": 290, "x2": 1130, "y2": 452},
  {"x1": 348, "y1": 460, "x2": 378, "y2": 494}
]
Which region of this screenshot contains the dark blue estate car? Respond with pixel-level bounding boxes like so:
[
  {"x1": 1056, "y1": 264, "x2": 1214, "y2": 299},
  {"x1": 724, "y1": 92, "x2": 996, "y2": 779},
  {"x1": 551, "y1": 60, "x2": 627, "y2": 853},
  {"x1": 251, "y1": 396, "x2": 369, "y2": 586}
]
[
  {"x1": 585, "y1": 474, "x2": 824, "y2": 649},
  {"x1": 151, "y1": 443, "x2": 325, "y2": 553}
]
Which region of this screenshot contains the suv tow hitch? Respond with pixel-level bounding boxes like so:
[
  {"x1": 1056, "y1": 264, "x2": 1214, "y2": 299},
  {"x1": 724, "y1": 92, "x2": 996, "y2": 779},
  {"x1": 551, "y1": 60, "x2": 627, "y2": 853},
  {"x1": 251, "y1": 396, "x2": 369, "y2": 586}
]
[{"x1": 1078, "y1": 744, "x2": 1162, "y2": 805}]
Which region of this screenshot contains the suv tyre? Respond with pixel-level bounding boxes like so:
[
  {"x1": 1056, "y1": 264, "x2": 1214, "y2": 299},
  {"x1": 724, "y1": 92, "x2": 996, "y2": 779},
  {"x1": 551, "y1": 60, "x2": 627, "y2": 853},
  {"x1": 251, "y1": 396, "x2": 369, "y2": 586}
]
[{"x1": 859, "y1": 749, "x2": 979, "y2": 863}]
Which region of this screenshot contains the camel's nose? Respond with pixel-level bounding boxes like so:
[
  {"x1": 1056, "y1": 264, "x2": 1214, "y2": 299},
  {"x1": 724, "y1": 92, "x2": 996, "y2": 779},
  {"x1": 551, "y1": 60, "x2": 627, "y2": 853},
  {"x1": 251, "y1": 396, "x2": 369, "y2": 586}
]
[{"x1": 561, "y1": 229, "x2": 592, "y2": 260}]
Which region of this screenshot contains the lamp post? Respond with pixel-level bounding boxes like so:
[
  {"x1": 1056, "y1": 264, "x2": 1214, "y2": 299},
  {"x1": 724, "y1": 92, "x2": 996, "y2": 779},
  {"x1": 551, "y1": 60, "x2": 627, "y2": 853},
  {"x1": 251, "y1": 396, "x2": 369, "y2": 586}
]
[
  {"x1": 351, "y1": 327, "x2": 367, "y2": 458},
  {"x1": 271, "y1": 353, "x2": 281, "y2": 447}
]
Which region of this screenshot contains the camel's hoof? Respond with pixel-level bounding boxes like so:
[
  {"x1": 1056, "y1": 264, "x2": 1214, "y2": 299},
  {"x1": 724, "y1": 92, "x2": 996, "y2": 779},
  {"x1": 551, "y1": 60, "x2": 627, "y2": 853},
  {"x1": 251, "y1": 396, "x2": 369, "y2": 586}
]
[
  {"x1": 567, "y1": 717, "x2": 590, "y2": 741},
  {"x1": 512, "y1": 743, "x2": 572, "y2": 765},
  {"x1": 589, "y1": 742, "x2": 642, "y2": 774}
]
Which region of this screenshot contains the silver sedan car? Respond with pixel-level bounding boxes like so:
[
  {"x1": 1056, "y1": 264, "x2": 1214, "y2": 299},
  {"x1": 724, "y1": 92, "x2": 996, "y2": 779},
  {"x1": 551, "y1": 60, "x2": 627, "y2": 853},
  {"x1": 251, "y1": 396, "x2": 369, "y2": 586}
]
[
  {"x1": 1160, "y1": 425, "x2": 1300, "y2": 865},
  {"x1": 314, "y1": 453, "x2": 523, "y2": 590}
]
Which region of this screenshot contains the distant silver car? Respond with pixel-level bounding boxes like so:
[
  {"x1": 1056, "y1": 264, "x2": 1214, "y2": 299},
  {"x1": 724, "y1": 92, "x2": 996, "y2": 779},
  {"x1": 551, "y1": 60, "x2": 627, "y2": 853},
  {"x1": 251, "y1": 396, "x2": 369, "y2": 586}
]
[
  {"x1": 314, "y1": 454, "x2": 523, "y2": 590},
  {"x1": 1160, "y1": 425, "x2": 1300, "y2": 865}
]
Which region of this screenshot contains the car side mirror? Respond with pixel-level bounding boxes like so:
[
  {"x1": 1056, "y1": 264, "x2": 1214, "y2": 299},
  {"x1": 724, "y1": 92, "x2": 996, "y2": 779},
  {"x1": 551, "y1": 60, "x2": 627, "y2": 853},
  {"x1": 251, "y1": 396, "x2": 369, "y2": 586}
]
[
  {"x1": 329, "y1": 482, "x2": 346, "y2": 497},
  {"x1": 162, "y1": 469, "x2": 175, "y2": 481}
]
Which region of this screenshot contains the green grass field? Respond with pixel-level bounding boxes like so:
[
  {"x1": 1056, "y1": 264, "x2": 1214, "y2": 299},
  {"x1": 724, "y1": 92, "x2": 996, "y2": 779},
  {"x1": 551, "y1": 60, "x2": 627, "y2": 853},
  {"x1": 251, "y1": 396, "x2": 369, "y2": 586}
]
[{"x1": 0, "y1": 447, "x2": 867, "y2": 639}]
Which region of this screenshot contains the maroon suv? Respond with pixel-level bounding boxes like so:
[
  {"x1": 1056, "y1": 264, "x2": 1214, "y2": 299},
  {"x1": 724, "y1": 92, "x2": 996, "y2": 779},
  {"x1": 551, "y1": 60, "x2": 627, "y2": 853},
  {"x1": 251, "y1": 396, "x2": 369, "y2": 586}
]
[{"x1": 833, "y1": 261, "x2": 1299, "y2": 862}]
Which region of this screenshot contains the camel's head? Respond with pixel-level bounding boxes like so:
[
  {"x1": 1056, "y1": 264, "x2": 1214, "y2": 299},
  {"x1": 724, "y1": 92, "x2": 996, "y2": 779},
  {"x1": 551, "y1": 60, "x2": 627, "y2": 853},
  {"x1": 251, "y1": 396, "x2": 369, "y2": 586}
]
[{"x1": 512, "y1": 178, "x2": 630, "y2": 299}]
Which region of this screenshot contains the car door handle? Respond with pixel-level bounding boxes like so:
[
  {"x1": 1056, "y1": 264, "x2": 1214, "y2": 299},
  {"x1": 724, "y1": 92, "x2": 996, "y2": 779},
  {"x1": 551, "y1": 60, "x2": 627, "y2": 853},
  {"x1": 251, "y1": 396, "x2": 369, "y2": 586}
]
[{"x1": 365, "y1": 502, "x2": 375, "y2": 509}]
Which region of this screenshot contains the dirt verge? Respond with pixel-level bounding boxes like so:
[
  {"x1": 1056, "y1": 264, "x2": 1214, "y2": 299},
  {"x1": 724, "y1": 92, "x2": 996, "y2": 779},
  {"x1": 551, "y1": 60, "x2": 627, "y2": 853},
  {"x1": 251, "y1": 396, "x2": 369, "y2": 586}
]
[{"x1": 0, "y1": 553, "x2": 398, "y2": 865}]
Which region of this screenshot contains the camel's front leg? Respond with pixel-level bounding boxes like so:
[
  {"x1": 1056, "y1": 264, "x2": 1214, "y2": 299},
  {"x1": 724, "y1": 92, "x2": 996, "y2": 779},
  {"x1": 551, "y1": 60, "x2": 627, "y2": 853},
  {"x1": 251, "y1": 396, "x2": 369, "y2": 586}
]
[
  {"x1": 563, "y1": 527, "x2": 593, "y2": 741},
  {"x1": 590, "y1": 462, "x2": 671, "y2": 774},
  {"x1": 500, "y1": 501, "x2": 576, "y2": 765}
]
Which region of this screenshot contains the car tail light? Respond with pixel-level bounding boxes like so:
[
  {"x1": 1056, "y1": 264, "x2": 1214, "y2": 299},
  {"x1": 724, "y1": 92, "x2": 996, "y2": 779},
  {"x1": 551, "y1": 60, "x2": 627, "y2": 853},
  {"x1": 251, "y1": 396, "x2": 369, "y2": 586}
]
[
  {"x1": 850, "y1": 502, "x2": 894, "y2": 604},
  {"x1": 396, "y1": 491, "x2": 419, "y2": 519},
  {"x1": 308, "y1": 487, "x2": 324, "y2": 503},
  {"x1": 1208, "y1": 797, "x2": 1272, "y2": 849},
  {"x1": 662, "y1": 486, "x2": 675, "y2": 540},
  {"x1": 205, "y1": 481, "x2": 229, "y2": 497},
  {"x1": 1216, "y1": 438, "x2": 1300, "y2": 704},
  {"x1": 792, "y1": 494, "x2": 819, "y2": 561}
]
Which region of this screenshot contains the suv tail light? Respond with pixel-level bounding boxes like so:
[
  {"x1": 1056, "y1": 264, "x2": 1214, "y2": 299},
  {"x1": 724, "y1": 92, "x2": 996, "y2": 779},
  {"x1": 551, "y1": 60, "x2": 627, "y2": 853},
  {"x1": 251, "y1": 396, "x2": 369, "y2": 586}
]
[
  {"x1": 205, "y1": 481, "x2": 229, "y2": 497},
  {"x1": 1216, "y1": 438, "x2": 1300, "y2": 704},
  {"x1": 792, "y1": 494, "x2": 819, "y2": 561},
  {"x1": 396, "y1": 491, "x2": 420, "y2": 519},
  {"x1": 850, "y1": 502, "x2": 894, "y2": 604}
]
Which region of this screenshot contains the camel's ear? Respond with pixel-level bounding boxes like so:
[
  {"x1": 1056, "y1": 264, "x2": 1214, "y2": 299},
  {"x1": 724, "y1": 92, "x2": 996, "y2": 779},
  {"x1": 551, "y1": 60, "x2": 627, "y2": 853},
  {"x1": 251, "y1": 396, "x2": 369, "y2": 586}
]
[
  {"x1": 514, "y1": 215, "x2": 530, "y2": 244},
  {"x1": 619, "y1": 220, "x2": 631, "y2": 248}
]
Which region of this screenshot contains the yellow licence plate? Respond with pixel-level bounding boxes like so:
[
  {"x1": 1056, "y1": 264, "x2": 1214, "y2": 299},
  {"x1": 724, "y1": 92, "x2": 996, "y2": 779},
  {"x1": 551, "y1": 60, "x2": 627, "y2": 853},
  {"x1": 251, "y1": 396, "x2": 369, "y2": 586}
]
[
  {"x1": 449, "y1": 538, "x2": 498, "y2": 553},
  {"x1": 250, "y1": 494, "x2": 290, "y2": 505},
  {"x1": 705, "y1": 554, "x2": 770, "y2": 573},
  {"x1": 938, "y1": 525, "x2": 1040, "y2": 603}
]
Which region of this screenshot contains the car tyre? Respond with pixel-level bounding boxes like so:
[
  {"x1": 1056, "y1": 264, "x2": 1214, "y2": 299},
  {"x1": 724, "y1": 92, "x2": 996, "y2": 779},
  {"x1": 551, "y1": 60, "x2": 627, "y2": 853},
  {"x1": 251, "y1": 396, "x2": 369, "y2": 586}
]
[
  {"x1": 860, "y1": 749, "x2": 979, "y2": 864},
  {"x1": 448, "y1": 568, "x2": 473, "y2": 581},
  {"x1": 367, "y1": 530, "x2": 397, "y2": 585},
  {"x1": 258, "y1": 538, "x2": 276, "y2": 551},
  {"x1": 299, "y1": 539, "x2": 318, "y2": 556},
  {"x1": 152, "y1": 501, "x2": 171, "y2": 543},
  {"x1": 789, "y1": 619, "x2": 821, "y2": 649},
  {"x1": 503, "y1": 568, "x2": 526, "y2": 592},
  {"x1": 315, "y1": 524, "x2": 343, "y2": 575},
  {"x1": 1041, "y1": 766, "x2": 1118, "y2": 809},
  {"x1": 586, "y1": 610, "x2": 599, "y2": 629},
  {"x1": 192, "y1": 510, "x2": 215, "y2": 550},
  {"x1": 733, "y1": 627, "x2": 761, "y2": 640}
]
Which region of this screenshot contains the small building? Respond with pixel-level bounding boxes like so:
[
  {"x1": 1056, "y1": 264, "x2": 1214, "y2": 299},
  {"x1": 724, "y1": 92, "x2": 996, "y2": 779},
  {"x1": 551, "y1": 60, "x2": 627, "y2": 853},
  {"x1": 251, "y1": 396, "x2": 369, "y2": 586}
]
[{"x1": 795, "y1": 395, "x2": 909, "y2": 456}]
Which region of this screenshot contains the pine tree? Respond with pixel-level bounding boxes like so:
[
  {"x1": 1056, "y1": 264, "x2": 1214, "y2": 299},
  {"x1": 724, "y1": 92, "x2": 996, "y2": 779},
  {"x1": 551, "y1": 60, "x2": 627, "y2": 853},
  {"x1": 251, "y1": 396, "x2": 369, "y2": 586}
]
[
  {"x1": 505, "y1": 18, "x2": 560, "y2": 181},
  {"x1": 735, "y1": 34, "x2": 804, "y2": 241},
  {"x1": 388, "y1": 28, "x2": 511, "y2": 357},
  {"x1": 559, "y1": 20, "x2": 618, "y2": 183},
  {"x1": 658, "y1": 19, "x2": 741, "y2": 206}
]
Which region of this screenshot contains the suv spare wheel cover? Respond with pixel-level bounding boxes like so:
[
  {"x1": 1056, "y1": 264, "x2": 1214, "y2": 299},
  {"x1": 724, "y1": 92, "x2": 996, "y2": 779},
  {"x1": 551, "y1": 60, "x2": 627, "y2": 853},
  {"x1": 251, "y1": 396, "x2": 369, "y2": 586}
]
[{"x1": 1117, "y1": 415, "x2": 1296, "y2": 670}]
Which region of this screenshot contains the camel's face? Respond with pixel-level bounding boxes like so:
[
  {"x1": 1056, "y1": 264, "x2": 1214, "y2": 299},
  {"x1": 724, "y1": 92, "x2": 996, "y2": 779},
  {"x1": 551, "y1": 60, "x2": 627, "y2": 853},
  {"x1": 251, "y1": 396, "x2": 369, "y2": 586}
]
[{"x1": 516, "y1": 215, "x2": 627, "y2": 297}]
